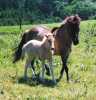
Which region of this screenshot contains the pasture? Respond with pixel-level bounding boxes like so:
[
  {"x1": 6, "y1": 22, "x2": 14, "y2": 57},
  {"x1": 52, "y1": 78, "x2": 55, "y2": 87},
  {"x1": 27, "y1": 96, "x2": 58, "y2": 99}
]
[{"x1": 0, "y1": 20, "x2": 96, "y2": 99}]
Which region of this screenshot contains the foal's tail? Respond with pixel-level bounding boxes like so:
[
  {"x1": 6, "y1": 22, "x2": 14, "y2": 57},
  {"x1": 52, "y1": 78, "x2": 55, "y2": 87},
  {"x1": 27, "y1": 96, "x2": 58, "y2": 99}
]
[{"x1": 13, "y1": 33, "x2": 26, "y2": 63}]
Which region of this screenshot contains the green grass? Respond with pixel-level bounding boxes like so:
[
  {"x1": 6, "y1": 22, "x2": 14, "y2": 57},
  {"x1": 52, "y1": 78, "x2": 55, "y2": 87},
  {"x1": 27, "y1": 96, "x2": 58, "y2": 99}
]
[{"x1": 0, "y1": 20, "x2": 96, "y2": 100}]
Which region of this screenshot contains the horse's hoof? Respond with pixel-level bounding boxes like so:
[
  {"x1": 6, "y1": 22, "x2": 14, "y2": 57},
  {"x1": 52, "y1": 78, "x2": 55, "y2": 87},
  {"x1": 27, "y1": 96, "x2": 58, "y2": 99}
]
[
  {"x1": 39, "y1": 77, "x2": 45, "y2": 83},
  {"x1": 23, "y1": 77, "x2": 28, "y2": 81},
  {"x1": 32, "y1": 75, "x2": 36, "y2": 80},
  {"x1": 52, "y1": 80, "x2": 57, "y2": 85},
  {"x1": 41, "y1": 79, "x2": 45, "y2": 83}
]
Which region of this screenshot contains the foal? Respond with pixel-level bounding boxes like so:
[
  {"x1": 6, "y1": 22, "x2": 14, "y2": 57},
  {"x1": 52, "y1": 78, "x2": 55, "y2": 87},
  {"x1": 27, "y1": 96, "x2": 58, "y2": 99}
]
[{"x1": 21, "y1": 34, "x2": 56, "y2": 83}]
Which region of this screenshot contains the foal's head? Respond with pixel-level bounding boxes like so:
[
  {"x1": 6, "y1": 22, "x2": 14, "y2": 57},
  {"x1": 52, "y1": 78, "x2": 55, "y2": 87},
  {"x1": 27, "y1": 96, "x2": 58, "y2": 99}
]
[
  {"x1": 63, "y1": 15, "x2": 81, "y2": 45},
  {"x1": 44, "y1": 33, "x2": 55, "y2": 54}
]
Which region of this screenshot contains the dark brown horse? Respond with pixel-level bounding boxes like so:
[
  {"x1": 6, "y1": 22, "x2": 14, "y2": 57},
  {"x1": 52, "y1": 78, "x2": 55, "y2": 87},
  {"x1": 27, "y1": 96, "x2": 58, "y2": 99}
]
[{"x1": 13, "y1": 15, "x2": 81, "y2": 82}]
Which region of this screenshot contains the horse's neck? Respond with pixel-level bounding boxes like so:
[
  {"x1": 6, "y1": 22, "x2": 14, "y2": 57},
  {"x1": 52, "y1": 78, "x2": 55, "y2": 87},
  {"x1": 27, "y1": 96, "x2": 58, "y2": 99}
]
[
  {"x1": 41, "y1": 37, "x2": 47, "y2": 46},
  {"x1": 58, "y1": 24, "x2": 67, "y2": 33},
  {"x1": 56, "y1": 24, "x2": 72, "y2": 47},
  {"x1": 41, "y1": 38, "x2": 51, "y2": 53}
]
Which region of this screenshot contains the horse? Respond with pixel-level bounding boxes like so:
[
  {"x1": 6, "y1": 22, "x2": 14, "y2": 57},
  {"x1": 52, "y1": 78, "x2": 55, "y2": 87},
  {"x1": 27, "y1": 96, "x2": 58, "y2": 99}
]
[
  {"x1": 13, "y1": 15, "x2": 81, "y2": 82},
  {"x1": 21, "y1": 33, "x2": 56, "y2": 83}
]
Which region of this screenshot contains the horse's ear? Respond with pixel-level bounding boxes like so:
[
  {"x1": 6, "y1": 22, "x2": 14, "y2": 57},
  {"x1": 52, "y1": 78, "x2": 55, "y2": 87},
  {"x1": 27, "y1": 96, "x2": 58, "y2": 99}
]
[
  {"x1": 73, "y1": 16, "x2": 78, "y2": 21},
  {"x1": 72, "y1": 15, "x2": 81, "y2": 24},
  {"x1": 67, "y1": 17, "x2": 72, "y2": 23},
  {"x1": 74, "y1": 14, "x2": 81, "y2": 22}
]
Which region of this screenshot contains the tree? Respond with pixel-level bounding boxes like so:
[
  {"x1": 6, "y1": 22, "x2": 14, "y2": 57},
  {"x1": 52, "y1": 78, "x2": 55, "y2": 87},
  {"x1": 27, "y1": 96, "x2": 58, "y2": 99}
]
[{"x1": 17, "y1": 0, "x2": 25, "y2": 29}]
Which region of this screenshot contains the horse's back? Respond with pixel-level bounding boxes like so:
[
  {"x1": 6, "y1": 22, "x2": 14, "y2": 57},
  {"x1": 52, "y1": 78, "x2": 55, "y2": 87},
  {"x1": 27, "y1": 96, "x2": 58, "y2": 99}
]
[
  {"x1": 23, "y1": 26, "x2": 50, "y2": 41},
  {"x1": 36, "y1": 26, "x2": 51, "y2": 36}
]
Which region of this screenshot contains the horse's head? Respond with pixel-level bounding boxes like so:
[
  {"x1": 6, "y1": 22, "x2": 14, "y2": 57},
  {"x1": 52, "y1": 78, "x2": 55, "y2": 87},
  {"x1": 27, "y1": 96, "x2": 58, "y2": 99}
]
[
  {"x1": 45, "y1": 33, "x2": 55, "y2": 54},
  {"x1": 63, "y1": 15, "x2": 81, "y2": 45}
]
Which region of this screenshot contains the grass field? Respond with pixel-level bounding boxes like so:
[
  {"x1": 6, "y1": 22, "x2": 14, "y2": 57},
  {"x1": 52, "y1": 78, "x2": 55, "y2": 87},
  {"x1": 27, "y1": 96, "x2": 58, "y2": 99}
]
[{"x1": 0, "y1": 20, "x2": 96, "y2": 100}]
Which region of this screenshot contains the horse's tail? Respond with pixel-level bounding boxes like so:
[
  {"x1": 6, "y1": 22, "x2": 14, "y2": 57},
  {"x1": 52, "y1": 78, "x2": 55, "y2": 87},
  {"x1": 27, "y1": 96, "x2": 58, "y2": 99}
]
[{"x1": 13, "y1": 33, "x2": 26, "y2": 63}]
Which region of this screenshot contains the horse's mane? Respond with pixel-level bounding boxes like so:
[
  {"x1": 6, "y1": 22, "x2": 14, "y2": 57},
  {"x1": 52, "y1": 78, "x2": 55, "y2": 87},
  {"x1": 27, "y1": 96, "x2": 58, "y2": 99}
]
[
  {"x1": 62, "y1": 15, "x2": 81, "y2": 25},
  {"x1": 51, "y1": 27, "x2": 59, "y2": 33}
]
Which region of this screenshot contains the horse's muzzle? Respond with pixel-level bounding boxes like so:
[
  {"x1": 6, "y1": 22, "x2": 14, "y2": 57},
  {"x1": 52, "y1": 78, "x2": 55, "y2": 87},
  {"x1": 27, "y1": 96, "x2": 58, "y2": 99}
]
[
  {"x1": 73, "y1": 40, "x2": 79, "y2": 45},
  {"x1": 51, "y1": 48, "x2": 55, "y2": 51},
  {"x1": 51, "y1": 48, "x2": 55, "y2": 55}
]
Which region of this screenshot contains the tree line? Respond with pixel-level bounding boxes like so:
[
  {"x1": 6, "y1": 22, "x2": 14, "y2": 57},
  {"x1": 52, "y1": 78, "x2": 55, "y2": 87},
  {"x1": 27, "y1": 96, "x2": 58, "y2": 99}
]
[{"x1": 0, "y1": 0, "x2": 96, "y2": 26}]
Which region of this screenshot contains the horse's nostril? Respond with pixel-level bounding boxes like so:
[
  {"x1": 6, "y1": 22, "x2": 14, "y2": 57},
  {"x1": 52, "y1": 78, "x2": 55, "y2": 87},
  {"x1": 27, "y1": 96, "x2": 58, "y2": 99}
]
[
  {"x1": 51, "y1": 48, "x2": 54, "y2": 51},
  {"x1": 74, "y1": 40, "x2": 79, "y2": 45}
]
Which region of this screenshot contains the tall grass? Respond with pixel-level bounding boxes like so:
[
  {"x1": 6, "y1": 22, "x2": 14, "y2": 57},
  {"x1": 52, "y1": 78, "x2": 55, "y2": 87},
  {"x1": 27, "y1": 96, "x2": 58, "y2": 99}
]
[{"x1": 0, "y1": 20, "x2": 96, "y2": 99}]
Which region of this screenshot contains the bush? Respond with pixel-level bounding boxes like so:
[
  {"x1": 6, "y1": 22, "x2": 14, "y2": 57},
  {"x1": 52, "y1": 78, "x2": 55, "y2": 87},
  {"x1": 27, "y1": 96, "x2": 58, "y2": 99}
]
[
  {"x1": 89, "y1": 15, "x2": 96, "y2": 20},
  {"x1": 72, "y1": 1, "x2": 96, "y2": 19}
]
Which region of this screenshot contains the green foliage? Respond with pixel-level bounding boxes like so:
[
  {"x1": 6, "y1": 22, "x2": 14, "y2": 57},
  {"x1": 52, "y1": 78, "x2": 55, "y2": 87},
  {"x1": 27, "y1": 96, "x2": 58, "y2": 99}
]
[
  {"x1": 81, "y1": 21, "x2": 96, "y2": 52},
  {"x1": 72, "y1": 1, "x2": 96, "y2": 19},
  {"x1": 0, "y1": 0, "x2": 96, "y2": 25}
]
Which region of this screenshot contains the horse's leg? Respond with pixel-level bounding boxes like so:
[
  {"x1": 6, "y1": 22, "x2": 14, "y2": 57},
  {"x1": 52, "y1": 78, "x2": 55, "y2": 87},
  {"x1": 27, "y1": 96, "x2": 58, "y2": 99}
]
[
  {"x1": 29, "y1": 58, "x2": 36, "y2": 79},
  {"x1": 45, "y1": 64, "x2": 51, "y2": 76},
  {"x1": 59, "y1": 55, "x2": 69, "y2": 82},
  {"x1": 31, "y1": 59, "x2": 50, "y2": 77},
  {"x1": 30, "y1": 63, "x2": 36, "y2": 79},
  {"x1": 31, "y1": 59, "x2": 35, "y2": 73},
  {"x1": 63, "y1": 63, "x2": 69, "y2": 82}
]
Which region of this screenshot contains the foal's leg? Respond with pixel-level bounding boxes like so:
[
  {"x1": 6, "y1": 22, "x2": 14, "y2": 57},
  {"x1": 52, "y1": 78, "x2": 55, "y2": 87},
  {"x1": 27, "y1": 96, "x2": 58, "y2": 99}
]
[
  {"x1": 49, "y1": 59, "x2": 56, "y2": 84},
  {"x1": 24, "y1": 59, "x2": 29, "y2": 80},
  {"x1": 59, "y1": 55, "x2": 69, "y2": 82},
  {"x1": 24, "y1": 59, "x2": 36, "y2": 80},
  {"x1": 28, "y1": 56, "x2": 36, "y2": 78},
  {"x1": 40, "y1": 60, "x2": 45, "y2": 81}
]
